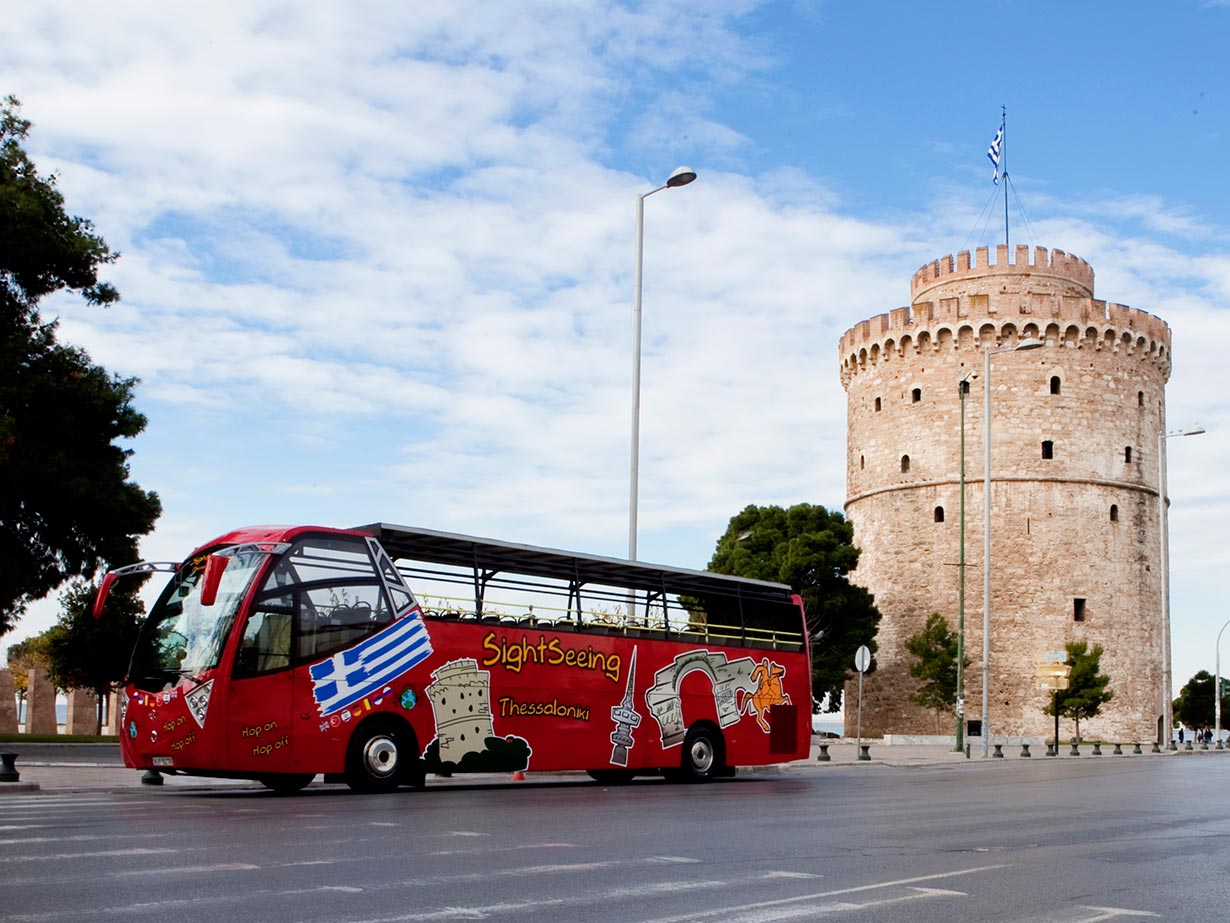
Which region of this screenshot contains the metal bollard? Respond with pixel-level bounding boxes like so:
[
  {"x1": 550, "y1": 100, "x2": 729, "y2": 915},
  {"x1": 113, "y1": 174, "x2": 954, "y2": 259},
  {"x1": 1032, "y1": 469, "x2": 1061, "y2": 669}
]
[
  {"x1": 1133, "y1": 743, "x2": 1142, "y2": 754},
  {"x1": 1113, "y1": 743, "x2": 1123, "y2": 755},
  {"x1": 1070, "y1": 742, "x2": 1080, "y2": 756},
  {"x1": 816, "y1": 744, "x2": 830, "y2": 762},
  {"x1": 0, "y1": 753, "x2": 19, "y2": 783},
  {"x1": 1092, "y1": 743, "x2": 1102, "y2": 756},
  {"x1": 964, "y1": 743, "x2": 970, "y2": 759},
  {"x1": 1184, "y1": 741, "x2": 1193, "y2": 751},
  {"x1": 992, "y1": 744, "x2": 1004, "y2": 759},
  {"x1": 1020, "y1": 744, "x2": 1031, "y2": 758},
  {"x1": 1168, "y1": 740, "x2": 1178, "y2": 751},
  {"x1": 1046, "y1": 743, "x2": 1056, "y2": 756},
  {"x1": 857, "y1": 745, "x2": 871, "y2": 761},
  {"x1": 1200, "y1": 739, "x2": 1209, "y2": 750},
  {"x1": 1217, "y1": 740, "x2": 1224, "y2": 751},
  {"x1": 141, "y1": 769, "x2": 164, "y2": 786},
  {"x1": 1152, "y1": 742, "x2": 1162, "y2": 753}
]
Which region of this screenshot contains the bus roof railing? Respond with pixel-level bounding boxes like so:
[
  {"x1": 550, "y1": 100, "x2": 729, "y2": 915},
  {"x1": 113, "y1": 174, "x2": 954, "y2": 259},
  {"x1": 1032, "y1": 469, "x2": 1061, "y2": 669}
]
[{"x1": 354, "y1": 522, "x2": 796, "y2": 603}]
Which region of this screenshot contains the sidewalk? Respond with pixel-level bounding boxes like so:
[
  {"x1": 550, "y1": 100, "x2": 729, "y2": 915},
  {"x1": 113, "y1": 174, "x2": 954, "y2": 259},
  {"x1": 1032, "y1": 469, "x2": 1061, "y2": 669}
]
[{"x1": 0, "y1": 738, "x2": 1214, "y2": 795}]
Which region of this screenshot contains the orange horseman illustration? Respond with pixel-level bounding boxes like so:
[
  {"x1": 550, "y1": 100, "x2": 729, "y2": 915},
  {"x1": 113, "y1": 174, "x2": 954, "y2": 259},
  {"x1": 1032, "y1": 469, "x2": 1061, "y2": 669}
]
[{"x1": 741, "y1": 657, "x2": 791, "y2": 732}]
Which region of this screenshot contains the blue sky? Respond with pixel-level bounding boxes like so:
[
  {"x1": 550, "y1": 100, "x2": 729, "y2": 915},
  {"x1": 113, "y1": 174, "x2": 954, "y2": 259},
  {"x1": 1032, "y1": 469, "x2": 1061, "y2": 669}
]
[{"x1": 2, "y1": 0, "x2": 1227, "y2": 701}]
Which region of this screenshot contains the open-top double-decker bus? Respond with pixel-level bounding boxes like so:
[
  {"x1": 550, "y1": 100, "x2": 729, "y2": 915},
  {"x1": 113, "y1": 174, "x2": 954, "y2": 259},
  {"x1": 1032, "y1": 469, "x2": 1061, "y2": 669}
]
[{"x1": 94, "y1": 523, "x2": 812, "y2": 793}]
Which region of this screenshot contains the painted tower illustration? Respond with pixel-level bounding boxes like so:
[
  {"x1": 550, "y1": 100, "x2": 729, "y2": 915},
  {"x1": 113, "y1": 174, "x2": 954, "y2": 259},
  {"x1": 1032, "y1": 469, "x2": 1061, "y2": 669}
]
[
  {"x1": 839, "y1": 245, "x2": 1172, "y2": 742},
  {"x1": 426, "y1": 658, "x2": 495, "y2": 764}
]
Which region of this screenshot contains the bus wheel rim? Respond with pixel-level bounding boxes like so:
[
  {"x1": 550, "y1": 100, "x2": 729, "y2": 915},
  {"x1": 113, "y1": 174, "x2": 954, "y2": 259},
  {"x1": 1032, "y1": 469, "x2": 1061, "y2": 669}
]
[
  {"x1": 690, "y1": 737, "x2": 714, "y2": 773},
  {"x1": 364, "y1": 736, "x2": 398, "y2": 778}
]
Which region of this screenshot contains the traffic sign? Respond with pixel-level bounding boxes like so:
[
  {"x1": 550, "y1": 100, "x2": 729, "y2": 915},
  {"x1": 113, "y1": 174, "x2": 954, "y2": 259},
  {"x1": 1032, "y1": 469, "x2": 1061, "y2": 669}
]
[
  {"x1": 1037, "y1": 678, "x2": 1070, "y2": 690},
  {"x1": 854, "y1": 645, "x2": 871, "y2": 673},
  {"x1": 1041, "y1": 651, "x2": 1068, "y2": 662},
  {"x1": 1035, "y1": 664, "x2": 1071, "y2": 678}
]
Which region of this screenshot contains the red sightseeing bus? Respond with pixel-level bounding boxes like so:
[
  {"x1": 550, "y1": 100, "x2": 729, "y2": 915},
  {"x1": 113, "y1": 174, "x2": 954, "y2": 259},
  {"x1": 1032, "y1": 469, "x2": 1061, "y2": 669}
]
[{"x1": 93, "y1": 523, "x2": 812, "y2": 793}]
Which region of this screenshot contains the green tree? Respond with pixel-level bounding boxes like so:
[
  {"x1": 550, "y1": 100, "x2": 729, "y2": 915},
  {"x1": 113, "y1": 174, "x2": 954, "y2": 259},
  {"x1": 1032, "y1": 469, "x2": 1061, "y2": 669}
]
[
  {"x1": 45, "y1": 579, "x2": 145, "y2": 734},
  {"x1": 707, "y1": 503, "x2": 881, "y2": 712},
  {"x1": 0, "y1": 95, "x2": 160, "y2": 634},
  {"x1": 1044, "y1": 640, "x2": 1113, "y2": 741},
  {"x1": 1172, "y1": 670, "x2": 1229, "y2": 736},
  {"x1": 904, "y1": 612, "x2": 968, "y2": 732}
]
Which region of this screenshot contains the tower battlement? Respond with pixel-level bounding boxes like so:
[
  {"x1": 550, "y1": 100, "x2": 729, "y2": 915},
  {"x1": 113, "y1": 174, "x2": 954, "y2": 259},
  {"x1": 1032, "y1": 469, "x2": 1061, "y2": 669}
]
[
  {"x1": 911, "y1": 245, "x2": 1093, "y2": 302},
  {"x1": 839, "y1": 247, "x2": 1170, "y2": 387}
]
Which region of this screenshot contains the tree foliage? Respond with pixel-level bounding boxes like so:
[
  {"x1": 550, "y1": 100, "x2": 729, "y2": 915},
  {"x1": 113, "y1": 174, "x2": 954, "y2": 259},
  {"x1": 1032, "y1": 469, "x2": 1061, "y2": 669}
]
[
  {"x1": 46, "y1": 579, "x2": 144, "y2": 707},
  {"x1": 0, "y1": 95, "x2": 160, "y2": 634},
  {"x1": 904, "y1": 612, "x2": 968, "y2": 730},
  {"x1": 1044, "y1": 640, "x2": 1113, "y2": 740},
  {"x1": 1173, "y1": 670, "x2": 1230, "y2": 733},
  {"x1": 706, "y1": 503, "x2": 881, "y2": 712},
  {"x1": 5, "y1": 631, "x2": 53, "y2": 695}
]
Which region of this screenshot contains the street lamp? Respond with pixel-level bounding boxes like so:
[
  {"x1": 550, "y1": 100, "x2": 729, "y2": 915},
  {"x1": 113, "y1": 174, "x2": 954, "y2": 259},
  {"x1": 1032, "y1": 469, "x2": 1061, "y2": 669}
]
[
  {"x1": 629, "y1": 166, "x2": 697, "y2": 563},
  {"x1": 1216, "y1": 618, "x2": 1230, "y2": 750},
  {"x1": 955, "y1": 369, "x2": 978, "y2": 752},
  {"x1": 980, "y1": 336, "x2": 1044, "y2": 757},
  {"x1": 1158, "y1": 423, "x2": 1205, "y2": 749}
]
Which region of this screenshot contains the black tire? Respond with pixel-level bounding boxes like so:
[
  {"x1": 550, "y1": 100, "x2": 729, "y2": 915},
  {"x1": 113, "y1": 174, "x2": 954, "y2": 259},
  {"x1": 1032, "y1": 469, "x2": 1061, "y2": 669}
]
[
  {"x1": 677, "y1": 725, "x2": 722, "y2": 783},
  {"x1": 346, "y1": 720, "x2": 411, "y2": 793},
  {"x1": 259, "y1": 773, "x2": 314, "y2": 794},
  {"x1": 587, "y1": 769, "x2": 636, "y2": 785}
]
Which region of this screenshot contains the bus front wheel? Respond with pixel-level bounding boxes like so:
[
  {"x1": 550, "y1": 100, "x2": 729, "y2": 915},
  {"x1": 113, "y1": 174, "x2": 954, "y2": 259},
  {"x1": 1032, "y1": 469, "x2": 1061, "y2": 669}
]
[
  {"x1": 259, "y1": 773, "x2": 314, "y2": 794},
  {"x1": 346, "y1": 719, "x2": 411, "y2": 793}
]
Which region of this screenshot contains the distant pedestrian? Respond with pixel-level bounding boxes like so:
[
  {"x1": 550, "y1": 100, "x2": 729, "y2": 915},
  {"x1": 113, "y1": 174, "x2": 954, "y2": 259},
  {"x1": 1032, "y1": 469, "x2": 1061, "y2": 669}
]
[{"x1": 1178, "y1": 727, "x2": 1184, "y2": 744}]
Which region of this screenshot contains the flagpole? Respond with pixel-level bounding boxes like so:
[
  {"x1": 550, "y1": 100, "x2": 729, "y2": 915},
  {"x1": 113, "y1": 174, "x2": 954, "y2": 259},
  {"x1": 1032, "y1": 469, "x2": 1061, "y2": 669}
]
[{"x1": 1001, "y1": 106, "x2": 1008, "y2": 249}]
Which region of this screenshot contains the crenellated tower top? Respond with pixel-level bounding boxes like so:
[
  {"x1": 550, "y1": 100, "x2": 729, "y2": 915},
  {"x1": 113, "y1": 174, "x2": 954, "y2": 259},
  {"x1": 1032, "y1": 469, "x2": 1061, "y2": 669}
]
[
  {"x1": 839, "y1": 245, "x2": 1171, "y2": 388},
  {"x1": 911, "y1": 244, "x2": 1093, "y2": 303}
]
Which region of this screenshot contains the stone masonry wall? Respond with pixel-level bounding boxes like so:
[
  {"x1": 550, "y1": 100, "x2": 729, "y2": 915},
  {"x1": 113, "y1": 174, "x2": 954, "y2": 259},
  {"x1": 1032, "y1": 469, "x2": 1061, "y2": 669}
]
[{"x1": 839, "y1": 245, "x2": 1171, "y2": 743}]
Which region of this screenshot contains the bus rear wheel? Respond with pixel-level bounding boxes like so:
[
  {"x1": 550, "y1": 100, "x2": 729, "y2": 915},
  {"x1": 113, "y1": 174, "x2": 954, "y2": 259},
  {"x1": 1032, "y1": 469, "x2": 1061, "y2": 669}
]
[
  {"x1": 259, "y1": 773, "x2": 314, "y2": 794},
  {"x1": 346, "y1": 720, "x2": 411, "y2": 793},
  {"x1": 674, "y1": 725, "x2": 723, "y2": 783}
]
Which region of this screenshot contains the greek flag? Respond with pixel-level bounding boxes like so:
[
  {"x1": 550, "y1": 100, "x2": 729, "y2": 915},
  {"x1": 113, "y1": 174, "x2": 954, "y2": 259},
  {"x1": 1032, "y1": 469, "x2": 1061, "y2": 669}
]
[
  {"x1": 987, "y1": 124, "x2": 1003, "y2": 184},
  {"x1": 310, "y1": 608, "x2": 433, "y2": 716}
]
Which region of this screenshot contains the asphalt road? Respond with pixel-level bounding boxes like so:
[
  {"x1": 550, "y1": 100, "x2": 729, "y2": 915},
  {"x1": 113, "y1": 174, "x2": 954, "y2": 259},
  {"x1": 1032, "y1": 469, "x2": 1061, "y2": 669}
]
[{"x1": 1, "y1": 758, "x2": 1226, "y2": 923}]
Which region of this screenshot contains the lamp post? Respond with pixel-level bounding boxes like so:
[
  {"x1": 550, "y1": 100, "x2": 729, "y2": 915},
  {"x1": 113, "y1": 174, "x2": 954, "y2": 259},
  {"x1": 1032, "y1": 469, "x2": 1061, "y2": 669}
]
[
  {"x1": 1157, "y1": 424, "x2": 1205, "y2": 748},
  {"x1": 629, "y1": 166, "x2": 697, "y2": 562},
  {"x1": 979, "y1": 337, "x2": 1044, "y2": 757},
  {"x1": 1216, "y1": 618, "x2": 1230, "y2": 750},
  {"x1": 955, "y1": 369, "x2": 977, "y2": 752}
]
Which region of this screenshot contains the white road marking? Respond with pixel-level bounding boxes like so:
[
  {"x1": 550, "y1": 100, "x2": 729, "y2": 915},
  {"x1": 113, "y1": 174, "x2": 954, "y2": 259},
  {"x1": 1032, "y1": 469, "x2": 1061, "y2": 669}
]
[
  {"x1": 761, "y1": 870, "x2": 822, "y2": 879},
  {"x1": 0, "y1": 833, "x2": 166, "y2": 845},
  {"x1": 1073, "y1": 907, "x2": 1160, "y2": 921},
  {"x1": 0, "y1": 847, "x2": 179, "y2": 862},
  {"x1": 113, "y1": 862, "x2": 260, "y2": 875},
  {"x1": 646, "y1": 855, "x2": 703, "y2": 863}
]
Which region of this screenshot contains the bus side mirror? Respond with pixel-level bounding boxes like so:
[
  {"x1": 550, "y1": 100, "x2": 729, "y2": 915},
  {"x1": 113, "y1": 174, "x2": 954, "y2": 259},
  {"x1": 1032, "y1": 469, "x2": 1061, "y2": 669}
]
[
  {"x1": 200, "y1": 555, "x2": 230, "y2": 606},
  {"x1": 92, "y1": 572, "x2": 119, "y2": 618}
]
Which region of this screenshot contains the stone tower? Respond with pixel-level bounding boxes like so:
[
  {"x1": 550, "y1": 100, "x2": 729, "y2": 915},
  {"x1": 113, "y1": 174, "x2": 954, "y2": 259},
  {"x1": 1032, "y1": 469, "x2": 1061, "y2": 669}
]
[{"x1": 839, "y1": 245, "x2": 1171, "y2": 743}]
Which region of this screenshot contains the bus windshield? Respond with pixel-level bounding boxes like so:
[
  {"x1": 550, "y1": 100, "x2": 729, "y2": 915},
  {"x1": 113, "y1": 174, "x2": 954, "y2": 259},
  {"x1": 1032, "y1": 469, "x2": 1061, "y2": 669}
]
[{"x1": 129, "y1": 547, "x2": 269, "y2": 688}]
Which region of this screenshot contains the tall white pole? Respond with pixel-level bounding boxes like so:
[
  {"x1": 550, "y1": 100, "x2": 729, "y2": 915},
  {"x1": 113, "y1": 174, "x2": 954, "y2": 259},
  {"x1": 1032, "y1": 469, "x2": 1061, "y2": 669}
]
[
  {"x1": 628, "y1": 168, "x2": 697, "y2": 565},
  {"x1": 629, "y1": 191, "x2": 647, "y2": 563},
  {"x1": 1158, "y1": 430, "x2": 1172, "y2": 748},
  {"x1": 981, "y1": 345, "x2": 992, "y2": 758},
  {"x1": 1216, "y1": 619, "x2": 1229, "y2": 749}
]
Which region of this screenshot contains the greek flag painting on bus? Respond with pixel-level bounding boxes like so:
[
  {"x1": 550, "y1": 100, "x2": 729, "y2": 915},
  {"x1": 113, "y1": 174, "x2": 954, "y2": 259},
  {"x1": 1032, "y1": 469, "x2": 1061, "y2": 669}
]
[{"x1": 309, "y1": 609, "x2": 433, "y2": 717}]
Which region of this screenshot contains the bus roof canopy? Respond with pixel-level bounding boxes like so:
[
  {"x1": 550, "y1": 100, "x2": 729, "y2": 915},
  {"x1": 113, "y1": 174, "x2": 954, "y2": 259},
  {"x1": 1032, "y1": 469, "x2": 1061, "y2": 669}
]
[{"x1": 355, "y1": 522, "x2": 794, "y2": 604}]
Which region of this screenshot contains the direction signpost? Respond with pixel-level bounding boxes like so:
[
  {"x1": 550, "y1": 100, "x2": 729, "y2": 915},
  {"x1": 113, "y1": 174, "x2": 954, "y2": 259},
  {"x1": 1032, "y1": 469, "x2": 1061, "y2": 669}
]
[{"x1": 1037, "y1": 651, "x2": 1072, "y2": 751}]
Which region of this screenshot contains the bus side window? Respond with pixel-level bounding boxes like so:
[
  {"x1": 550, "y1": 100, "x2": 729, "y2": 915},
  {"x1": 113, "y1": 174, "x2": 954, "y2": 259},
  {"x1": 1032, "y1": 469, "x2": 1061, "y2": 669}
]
[
  {"x1": 235, "y1": 601, "x2": 293, "y2": 675},
  {"x1": 296, "y1": 584, "x2": 394, "y2": 661}
]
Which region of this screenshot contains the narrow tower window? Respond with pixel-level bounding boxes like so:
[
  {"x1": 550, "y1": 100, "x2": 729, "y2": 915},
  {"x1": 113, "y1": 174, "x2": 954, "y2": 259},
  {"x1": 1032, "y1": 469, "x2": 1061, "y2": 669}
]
[
  {"x1": 860, "y1": 455, "x2": 865, "y2": 470},
  {"x1": 1050, "y1": 376, "x2": 1061, "y2": 395},
  {"x1": 1073, "y1": 598, "x2": 1086, "y2": 622},
  {"x1": 1124, "y1": 446, "x2": 1132, "y2": 464},
  {"x1": 901, "y1": 455, "x2": 910, "y2": 473},
  {"x1": 912, "y1": 387, "x2": 921, "y2": 403},
  {"x1": 874, "y1": 397, "x2": 882, "y2": 412},
  {"x1": 1042, "y1": 440, "x2": 1054, "y2": 459},
  {"x1": 1110, "y1": 504, "x2": 1119, "y2": 522},
  {"x1": 1138, "y1": 390, "x2": 1144, "y2": 407},
  {"x1": 934, "y1": 506, "x2": 945, "y2": 522}
]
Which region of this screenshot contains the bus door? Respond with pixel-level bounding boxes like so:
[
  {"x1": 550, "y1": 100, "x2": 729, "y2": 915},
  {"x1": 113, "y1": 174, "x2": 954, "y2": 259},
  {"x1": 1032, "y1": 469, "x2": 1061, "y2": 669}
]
[{"x1": 227, "y1": 599, "x2": 296, "y2": 774}]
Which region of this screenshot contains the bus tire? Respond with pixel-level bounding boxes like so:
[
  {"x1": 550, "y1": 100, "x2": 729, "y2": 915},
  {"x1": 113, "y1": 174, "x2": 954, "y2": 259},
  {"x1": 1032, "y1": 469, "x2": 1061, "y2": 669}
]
[
  {"x1": 259, "y1": 773, "x2": 314, "y2": 794},
  {"x1": 346, "y1": 718, "x2": 411, "y2": 793},
  {"x1": 587, "y1": 769, "x2": 635, "y2": 785},
  {"x1": 678, "y1": 724, "x2": 723, "y2": 783}
]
